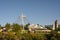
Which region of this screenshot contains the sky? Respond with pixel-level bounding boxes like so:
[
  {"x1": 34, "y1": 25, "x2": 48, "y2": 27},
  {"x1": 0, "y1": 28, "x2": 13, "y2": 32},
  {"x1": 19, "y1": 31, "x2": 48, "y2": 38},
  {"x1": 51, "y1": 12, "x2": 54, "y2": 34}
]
[{"x1": 0, "y1": 0, "x2": 60, "y2": 26}]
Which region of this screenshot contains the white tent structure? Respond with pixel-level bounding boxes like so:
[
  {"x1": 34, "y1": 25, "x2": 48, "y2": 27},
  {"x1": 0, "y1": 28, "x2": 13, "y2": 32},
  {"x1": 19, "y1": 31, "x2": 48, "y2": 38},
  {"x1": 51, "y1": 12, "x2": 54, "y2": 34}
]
[{"x1": 28, "y1": 24, "x2": 47, "y2": 31}]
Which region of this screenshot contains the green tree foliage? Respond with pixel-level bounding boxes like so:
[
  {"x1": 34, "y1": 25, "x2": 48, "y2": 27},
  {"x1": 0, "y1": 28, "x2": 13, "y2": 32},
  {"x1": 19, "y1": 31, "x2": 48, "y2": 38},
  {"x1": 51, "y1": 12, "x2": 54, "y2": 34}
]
[
  {"x1": 0, "y1": 24, "x2": 60, "y2": 40},
  {"x1": 25, "y1": 23, "x2": 30, "y2": 30},
  {"x1": 58, "y1": 28, "x2": 60, "y2": 31},
  {"x1": 45, "y1": 25, "x2": 52, "y2": 30},
  {"x1": 57, "y1": 33, "x2": 60, "y2": 40},
  {"x1": 45, "y1": 30, "x2": 59, "y2": 40},
  {"x1": 55, "y1": 28, "x2": 58, "y2": 31},
  {"x1": 12, "y1": 23, "x2": 21, "y2": 32},
  {"x1": 0, "y1": 25, "x2": 2, "y2": 29},
  {"x1": 5, "y1": 23, "x2": 11, "y2": 31},
  {"x1": 51, "y1": 37, "x2": 57, "y2": 40}
]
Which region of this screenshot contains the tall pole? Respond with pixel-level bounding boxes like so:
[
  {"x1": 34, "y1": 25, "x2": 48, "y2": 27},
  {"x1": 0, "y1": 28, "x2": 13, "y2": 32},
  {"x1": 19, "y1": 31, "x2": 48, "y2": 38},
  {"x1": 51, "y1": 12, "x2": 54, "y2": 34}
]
[
  {"x1": 21, "y1": 14, "x2": 24, "y2": 31},
  {"x1": 20, "y1": 14, "x2": 26, "y2": 31}
]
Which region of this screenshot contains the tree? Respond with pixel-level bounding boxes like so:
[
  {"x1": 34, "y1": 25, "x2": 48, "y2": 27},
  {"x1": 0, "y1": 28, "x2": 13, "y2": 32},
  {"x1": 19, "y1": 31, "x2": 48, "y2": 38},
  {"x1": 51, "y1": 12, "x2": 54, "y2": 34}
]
[
  {"x1": 51, "y1": 37, "x2": 57, "y2": 40},
  {"x1": 0, "y1": 25, "x2": 2, "y2": 29},
  {"x1": 5, "y1": 23, "x2": 11, "y2": 31},
  {"x1": 24, "y1": 23, "x2": 30, "y2": 30},
  {"x1": 12, "y1": 23, "x2": 21, "y2": 32},
  {"x1": 45, "y1": 30, "x2": 58, "y2": 40},
  {"x1": 57, "y1": 33, "x2": 60, "y2": 40},
  {"x1": 45, "y1": 25, "x2": 52, "y2": 30}
]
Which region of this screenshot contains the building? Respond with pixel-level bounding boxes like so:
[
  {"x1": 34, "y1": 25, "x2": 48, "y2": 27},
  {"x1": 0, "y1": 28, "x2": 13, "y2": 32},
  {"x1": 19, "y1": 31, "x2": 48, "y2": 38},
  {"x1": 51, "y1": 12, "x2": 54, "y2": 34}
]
[
  {"x1": 28, "y1": 24, "x2": 51, "y2": 33},
  {"x1": 55, "y1": 20, "x2": 58, "y2": 29},
  {"x1": 28, "y1": 24, "x2": 46, "y2": 30}
]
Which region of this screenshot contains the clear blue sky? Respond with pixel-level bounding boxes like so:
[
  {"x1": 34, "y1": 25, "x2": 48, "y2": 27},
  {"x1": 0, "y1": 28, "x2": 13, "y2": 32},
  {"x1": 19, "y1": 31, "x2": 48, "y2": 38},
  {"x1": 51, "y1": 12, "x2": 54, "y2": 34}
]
[{"x1": 0, "y1": 0, "x2": 60, "y2": 26}]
